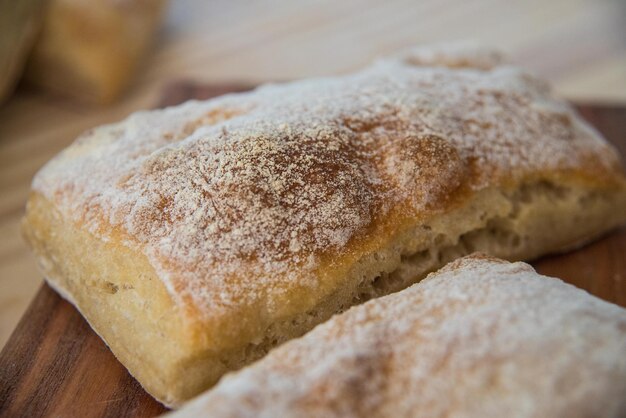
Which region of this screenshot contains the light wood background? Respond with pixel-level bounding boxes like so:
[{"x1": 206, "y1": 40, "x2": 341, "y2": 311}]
[{"x1": 1, "y1": 0, "x2": 625, "y2": 348}]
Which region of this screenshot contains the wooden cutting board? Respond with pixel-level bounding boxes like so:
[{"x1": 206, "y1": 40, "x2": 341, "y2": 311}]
[{"x1": 1, "y1": 83, "x2": 625, "y2": 418}]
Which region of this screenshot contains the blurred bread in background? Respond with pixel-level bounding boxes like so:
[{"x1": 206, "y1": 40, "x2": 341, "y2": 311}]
[
  {"x1": 3, "y1": 0, "x2": 167, "y2": 105},
  {"x1": 0, "y1": 0, "x2": 46, "y2": 104},
  {"x1": 25, "y1": 0, "x2": 167, "y2": 104}
]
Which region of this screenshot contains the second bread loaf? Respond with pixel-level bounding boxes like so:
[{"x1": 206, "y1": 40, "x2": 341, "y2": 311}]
[{"x1": 168, "y1": 254, "x2": 626, "y2": 418}]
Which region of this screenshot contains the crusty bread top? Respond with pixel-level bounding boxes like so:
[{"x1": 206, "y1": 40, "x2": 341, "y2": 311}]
[
  {"x1": 168, "y1": 254, "x2": 626, "y2": 418},
  {"x1": 32, "y1": 43, "x2": 625, "y2": 323}
]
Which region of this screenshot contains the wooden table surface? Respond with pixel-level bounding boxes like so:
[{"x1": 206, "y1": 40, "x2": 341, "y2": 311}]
[{"x1": 1, "y1": 0, "x2": 626, "y2": 348}]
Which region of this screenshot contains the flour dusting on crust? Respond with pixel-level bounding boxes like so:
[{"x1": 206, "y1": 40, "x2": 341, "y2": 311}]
[
  {"x1": 169, "y1": 255, "x2": 626, "y2": 418},
  {"x1": 33, "y1": 44, "x2": 624, "y2": 317}
]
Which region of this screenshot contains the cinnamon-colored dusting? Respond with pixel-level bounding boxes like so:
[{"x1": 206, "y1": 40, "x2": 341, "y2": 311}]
[{"x1": 33, "y1": 44, "x2": 623, "y2": 316}]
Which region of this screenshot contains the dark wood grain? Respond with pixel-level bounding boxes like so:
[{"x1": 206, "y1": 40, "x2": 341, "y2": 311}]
[
  {"x1": 0, "y1": 285, "x2": 166, "y2": 418},
  {"x1": 0, "y1": 83, "x2": 624, "y2": 417},
  {"x1": 157, "y1": 80, "x2": 254, "y2": 108}
]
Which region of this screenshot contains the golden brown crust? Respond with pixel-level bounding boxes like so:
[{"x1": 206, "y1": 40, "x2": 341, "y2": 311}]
[
  {"x1": 168, "y1": 255, "x2": 626, "y2": 418},
  {"x1": 32, "y1": 44, "x2": 626, "y2": 321},
  {"x1": 23, "y1": 43, "x2": 626, "y2": 405}
]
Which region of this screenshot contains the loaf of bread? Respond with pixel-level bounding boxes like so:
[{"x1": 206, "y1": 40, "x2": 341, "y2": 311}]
[
  {"x1": 167, "y1": 254, "x2": 626, "y2": 418},
  {"x1": 22, "y1": 43, "x2": 626, "y2": 406},
  {"x1": 24, "y1": 0, "x2": 167, "y2": 103}
]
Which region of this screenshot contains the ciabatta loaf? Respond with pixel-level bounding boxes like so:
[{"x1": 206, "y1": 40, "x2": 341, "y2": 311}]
[
  {"x1": 168, "y1": 255, "x2": 626, "y2": 418},
  {"x1": 22, "y1": 43, "x2": 626, "y2": 405}
]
